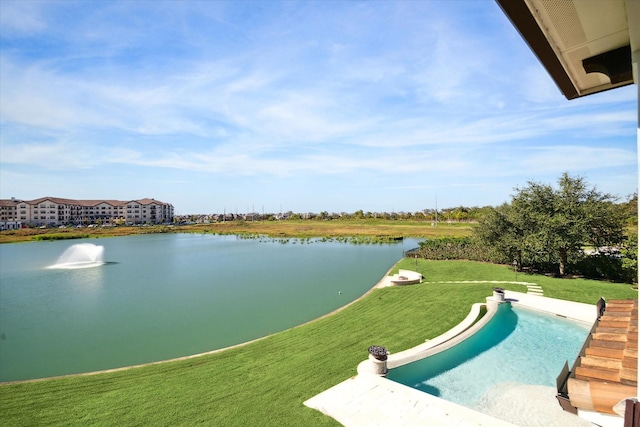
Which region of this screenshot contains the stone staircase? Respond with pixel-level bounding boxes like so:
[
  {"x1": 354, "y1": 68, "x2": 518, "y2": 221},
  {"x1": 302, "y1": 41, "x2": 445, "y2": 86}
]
[
  {"x1": 526, "y1": 284, "x2": 544, "y2": 296},
  {"x1": 575, "y1": 299, "x2": 638, "y2": 387}
]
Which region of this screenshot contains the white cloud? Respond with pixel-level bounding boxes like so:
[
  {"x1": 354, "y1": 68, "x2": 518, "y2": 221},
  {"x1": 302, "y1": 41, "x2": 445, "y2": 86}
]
[
  {"x1": 2, "y1": 141, "x2": 95, "y2": 170},
  {"x1": 519, "y1": 146, "x2": 636, "y2": 174},
  {"x1": 0, "y1": 1, "x2": 636, "y2": 212},
  {"x1": 0, "y1": 1, "x2": 48, "y2": 34},
  {"x1": 521, "y1": 66, "x2": 564, "y2": 103}
]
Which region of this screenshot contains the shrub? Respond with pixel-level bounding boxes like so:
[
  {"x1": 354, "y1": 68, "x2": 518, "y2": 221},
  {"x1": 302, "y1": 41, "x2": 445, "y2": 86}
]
[{"x1": 416, "y1": 237, "x2": 504, "y2": 263}]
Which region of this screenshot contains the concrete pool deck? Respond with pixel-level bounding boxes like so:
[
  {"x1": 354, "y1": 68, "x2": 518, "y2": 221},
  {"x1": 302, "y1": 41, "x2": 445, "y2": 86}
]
[{"x1": 304, "y1": 291, "x2": 601, "y2": 427}]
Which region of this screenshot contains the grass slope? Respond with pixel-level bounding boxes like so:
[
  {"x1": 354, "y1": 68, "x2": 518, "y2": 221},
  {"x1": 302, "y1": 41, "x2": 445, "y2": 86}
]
[{"x1": 1, "y1": 260, "x2": 636, "y2": 426}]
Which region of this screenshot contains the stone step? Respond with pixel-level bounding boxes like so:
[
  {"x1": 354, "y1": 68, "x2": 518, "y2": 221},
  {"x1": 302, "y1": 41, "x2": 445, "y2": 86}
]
[
  {"x1": 601, "y1": 315, "x2": 631, "y2": 322},
  {"x1": 606, "y1": 310, "x2": 634, "y2": 317},
  {"x1": 575, "y1": 365, "x2": 619, "y2": 382},
  {"x1": 621, "y1": 367, "x2": 638, "y2": 385},
  {"x1": 605, "y1": 311, "x2": 633, "y2": 318},
  {"x1": 580, "y1": 356, "x2": 621, "y2": 370},
  {"x1": 599, "y1": 319, "x2": 630, "y2": 328},
  {"x1": 606, "y1": 305, "x2": 635, "y2": 312},
  {"x1": 591, "y1": 332, "x2": 628, "y2": 343},
  {"x1": 589, "y1": 339, "x2": 627, "y2": 350},
  {"x1": 596, "y1": 327, "x2": 628, "y2": 334},
  {"x1": 622, "y1": 356, "x2": 638, "y2": 369},
  {"x1": 586, "y1": 346, "x2": 624, "y2": 359},
  {"x1": 607, "y1": 299, "x2": 636, "y2": 306}
]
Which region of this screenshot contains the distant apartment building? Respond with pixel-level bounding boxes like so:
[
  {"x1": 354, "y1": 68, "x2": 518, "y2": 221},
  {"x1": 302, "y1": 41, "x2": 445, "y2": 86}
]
[
  {"x1": 0, "y1": 199, "x2": 21, "y2": 230},
  {"x1": 0, "y1": 197, "x2": 174, "y2": 229}
]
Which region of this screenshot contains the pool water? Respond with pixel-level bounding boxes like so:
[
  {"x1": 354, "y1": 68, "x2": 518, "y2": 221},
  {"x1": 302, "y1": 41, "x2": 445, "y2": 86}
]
[{"x1": 386, "y1": 303, "x2": 591, "y2": 408}]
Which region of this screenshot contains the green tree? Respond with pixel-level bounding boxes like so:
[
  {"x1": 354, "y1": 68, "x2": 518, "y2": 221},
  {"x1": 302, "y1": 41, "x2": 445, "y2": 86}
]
[
  {"x1": 623, "y1": 193, "x2": 638, "y2": 226},
  {"x1": 476, "y1": 173, "x2": 625, "y2": 276},
  {"x1": 475, "y1": 203, "x2": 523, "y2": 266},
  {"x1": 621, "y1": 233, "x2": 638, "y2": 283}
]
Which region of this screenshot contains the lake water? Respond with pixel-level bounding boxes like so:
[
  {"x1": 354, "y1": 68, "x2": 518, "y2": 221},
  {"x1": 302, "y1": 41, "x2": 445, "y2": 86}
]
[{"x1": 0, "y1": 233, "x2": 418, "y2": 382}]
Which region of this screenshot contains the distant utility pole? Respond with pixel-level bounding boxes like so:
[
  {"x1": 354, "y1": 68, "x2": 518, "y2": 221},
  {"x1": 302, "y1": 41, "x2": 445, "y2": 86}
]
[{"x1": 435, "y1": 194, "x2": 438, "y2": 227}]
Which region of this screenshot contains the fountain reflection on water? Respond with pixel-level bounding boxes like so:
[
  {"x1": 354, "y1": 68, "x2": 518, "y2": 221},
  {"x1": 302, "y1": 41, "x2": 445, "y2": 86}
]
[{"x1": 48, "y1": 243, "x2": 105, "y2": 269}]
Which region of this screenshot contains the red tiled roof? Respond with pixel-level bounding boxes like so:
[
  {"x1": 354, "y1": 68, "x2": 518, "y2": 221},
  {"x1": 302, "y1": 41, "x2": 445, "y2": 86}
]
[
  {"x1": 129, "y1": 198, "x2": 168, "y2": 206},
  {"x1": 10, "y1": 197, "x2": 171, "y2": 207}
]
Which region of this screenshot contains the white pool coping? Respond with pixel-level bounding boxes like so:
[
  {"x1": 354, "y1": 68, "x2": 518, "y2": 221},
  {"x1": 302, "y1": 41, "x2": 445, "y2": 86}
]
[
  {"x1": 381, "y1": 299, "x2": 495, "y2": 371},
  {"x1": 304, "y1": 291, "x2": 599, "y2": 427},
  {"x1": 504, "y1": 291, "x2": 597, "y2": 324}
]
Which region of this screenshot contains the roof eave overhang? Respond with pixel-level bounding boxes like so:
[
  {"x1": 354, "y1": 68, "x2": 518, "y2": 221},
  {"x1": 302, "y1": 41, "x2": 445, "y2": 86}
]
[{"x1": 495, "y1": 0, "x2": 635, "y2": 100}]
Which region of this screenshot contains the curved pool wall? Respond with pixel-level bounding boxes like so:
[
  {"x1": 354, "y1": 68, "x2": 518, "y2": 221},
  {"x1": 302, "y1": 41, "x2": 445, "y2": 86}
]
[
  {"x1": 0, "y1": 234, "x2": 420, "y2": 382},
  {"x1": 385, "y1": 292, "x2": 594, "y2": 408},
  {"x1": 390, "y1": 299, "x2": 497, "y2": 369},
  {"x1": 358, "y1": 298, "x2": 499, "y2": 376}
]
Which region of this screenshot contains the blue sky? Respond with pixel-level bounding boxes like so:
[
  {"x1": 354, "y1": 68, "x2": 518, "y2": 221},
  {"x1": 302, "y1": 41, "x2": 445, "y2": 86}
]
[{"x1": 0, "y1": 1, "x2": 637, "y2": 215}]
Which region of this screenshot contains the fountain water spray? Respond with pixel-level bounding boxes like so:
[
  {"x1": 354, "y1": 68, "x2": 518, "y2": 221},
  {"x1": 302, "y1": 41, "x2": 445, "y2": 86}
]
[{"x1": 48, "y1": 243, "x2": 105, "y2": 269}]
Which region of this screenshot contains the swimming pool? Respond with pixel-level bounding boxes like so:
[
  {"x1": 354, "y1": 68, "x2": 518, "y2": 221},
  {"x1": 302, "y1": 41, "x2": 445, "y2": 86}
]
[{"x1": 386, "y1": 302, "x2": 591, "y2": 409}]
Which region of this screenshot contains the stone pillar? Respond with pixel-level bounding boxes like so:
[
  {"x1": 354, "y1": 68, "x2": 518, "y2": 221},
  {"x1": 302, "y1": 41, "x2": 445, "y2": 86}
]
[{"x1": 367, "y1": 345, "x2": 388, "y2": 376}]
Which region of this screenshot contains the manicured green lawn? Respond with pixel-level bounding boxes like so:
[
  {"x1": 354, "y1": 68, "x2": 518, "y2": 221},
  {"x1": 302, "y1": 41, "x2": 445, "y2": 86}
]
[{"x1": 1, "y1": 260, "x2": 636, "y2": 426}]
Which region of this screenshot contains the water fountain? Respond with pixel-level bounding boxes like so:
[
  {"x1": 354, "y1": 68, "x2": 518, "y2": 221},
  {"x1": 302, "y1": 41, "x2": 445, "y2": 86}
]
[{"x1": 48, "y1": 243, "x2": 105, "y2": 269}]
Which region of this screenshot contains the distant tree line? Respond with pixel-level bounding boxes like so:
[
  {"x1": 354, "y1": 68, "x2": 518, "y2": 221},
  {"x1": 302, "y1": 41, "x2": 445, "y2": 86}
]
[{"x1": 174, "y1": 206, "x2": 495, "y2": 224}]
